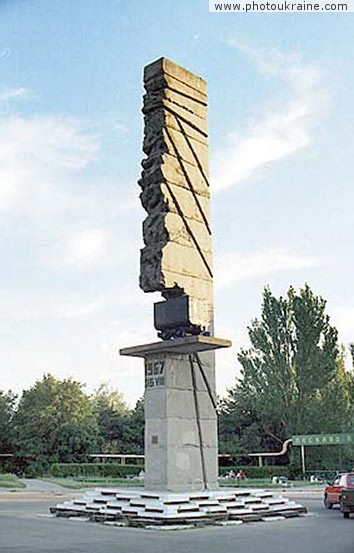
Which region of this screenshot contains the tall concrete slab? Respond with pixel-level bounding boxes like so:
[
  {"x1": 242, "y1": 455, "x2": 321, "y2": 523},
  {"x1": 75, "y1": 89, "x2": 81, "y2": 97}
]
[{"x1": 139, "y1": 57, "x2": 213, "y2": 335}]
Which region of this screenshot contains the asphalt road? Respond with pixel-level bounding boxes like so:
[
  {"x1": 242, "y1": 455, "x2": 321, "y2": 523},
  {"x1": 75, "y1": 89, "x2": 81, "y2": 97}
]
[{"x1": 0, "y1": 495, "x2": 353, "y2": 553}]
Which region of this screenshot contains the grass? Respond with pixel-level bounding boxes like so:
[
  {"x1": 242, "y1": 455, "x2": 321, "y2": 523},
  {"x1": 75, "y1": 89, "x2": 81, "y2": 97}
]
[{"x1": 0, "y1": 473, "x2": 26, "y2": 489}]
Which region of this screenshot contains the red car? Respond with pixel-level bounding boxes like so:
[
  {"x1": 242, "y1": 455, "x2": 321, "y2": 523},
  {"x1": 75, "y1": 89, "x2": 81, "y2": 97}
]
[{"x1": 324, "y1": 472, "x2": 354, "y2": 509}]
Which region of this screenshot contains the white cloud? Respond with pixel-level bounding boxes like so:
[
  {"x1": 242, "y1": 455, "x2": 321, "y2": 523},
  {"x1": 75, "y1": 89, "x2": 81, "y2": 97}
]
[
  {"x1": 213, "y1": 42, "x2": 329, "y2": 192},
  {"x1": 213, "y1": 322, "x2": 250, "y2": 395},
  {"x1": 0, "y1": 87, "x2": 30, "y2": 102},
  {"x1": 114, "y1": 122, "x2": 130, "y2": 135},
  {"x1": 0, "y1": 49, "x2": 10, "y2": 60},
  {"x1": 331, "y1": 307, "x2": 354, "y2": 345},
  {"x1": 65, "y1": 228, "x2": 111, "y2": 266},
  {"x1": 324, "y1": 306, "x2": 354, "y2": 371},
  {"x1": 38, "y1": 227, "x2": 113, "y2": 269},
  {"x1": 0, "y1": 292, "x2": 102, "y2": 322},
  {"x1": 0, "y1": 114, "x2": 99, "y2": 211},
  {"x1": 215, "y1": 248, "x2": 319, "y2": 289},
  {"x1": 0, "y1": 109, "x2": 139, "y2": 273}
]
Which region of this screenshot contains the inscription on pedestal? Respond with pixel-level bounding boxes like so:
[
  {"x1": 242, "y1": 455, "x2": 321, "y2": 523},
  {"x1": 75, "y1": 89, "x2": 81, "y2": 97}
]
[{"x1": 145, "y1": 359, "x2": 165, "y2": 388}]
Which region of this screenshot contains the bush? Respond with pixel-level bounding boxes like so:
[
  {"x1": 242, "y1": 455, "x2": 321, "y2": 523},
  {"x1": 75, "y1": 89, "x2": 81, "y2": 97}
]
[
  {"x1": 219, "y1": 465, "x2": 291, "y2": 479},
  {"x1": 50, "y1": 462, "x2": 143, "y2": 479},
  {"x1": 0, "y1": 473, "x2": 26, "y2": 488}
]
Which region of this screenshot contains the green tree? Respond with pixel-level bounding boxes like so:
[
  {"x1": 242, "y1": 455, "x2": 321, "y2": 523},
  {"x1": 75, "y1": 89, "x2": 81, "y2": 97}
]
[
  {"x1": 221, "y1": 285, "x2": 351, "y2": 462},
  {"x1": 0, "y1": 390, "x2": 16, "y2": 453},
  {"x1": 350, "y1": 343, "x2": 354, "y2": 368},
  {"x1": 91, "y1": 383, "x2": 129, "y2": 452},
  {"x1": 121, "y1": 397, "x2": 145, "y2": 454},
  {"x1": 12, "y1": 374, "x2": 99, "y2": 474},
  {"x1": 218, "y1": 394, "x2": 262, "y2": 459},
  {"x1": 90, "y1": 387, "x2": 144, "y2": 454}
]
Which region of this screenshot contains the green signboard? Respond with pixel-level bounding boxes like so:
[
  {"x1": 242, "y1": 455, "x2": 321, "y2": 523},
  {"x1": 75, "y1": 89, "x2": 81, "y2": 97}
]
[{"x1": 292, "y1": 433, "x2": 354, "y2": 446}]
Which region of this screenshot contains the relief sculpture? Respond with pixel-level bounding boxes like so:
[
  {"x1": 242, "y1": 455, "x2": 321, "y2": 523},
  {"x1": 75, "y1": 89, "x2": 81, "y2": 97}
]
[{"x1": 138, "y1": 58, "x2": 213, "y2": 337}]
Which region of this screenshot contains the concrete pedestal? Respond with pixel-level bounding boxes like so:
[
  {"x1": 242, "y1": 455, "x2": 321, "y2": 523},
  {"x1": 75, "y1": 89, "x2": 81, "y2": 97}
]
[
  {"x1": 144, "y1": 351, "x2": 216, "y2": 491},
  {"x1": 120, "y1": 336, "x2": 231, "y2": 492}
]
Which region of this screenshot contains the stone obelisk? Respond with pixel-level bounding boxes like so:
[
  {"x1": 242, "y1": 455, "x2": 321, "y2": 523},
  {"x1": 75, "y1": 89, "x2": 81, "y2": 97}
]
[
  {"x1": 121, "y1": 58, "x2": 231, "y2": 492},
  {"x1": 52, "y1": 59, "x2": 305, "y2": 525}
]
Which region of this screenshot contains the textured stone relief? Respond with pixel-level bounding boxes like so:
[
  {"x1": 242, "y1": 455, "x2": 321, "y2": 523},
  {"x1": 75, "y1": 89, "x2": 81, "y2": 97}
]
[{"x1": 139, "y1": 58, "x2": 213, "y2": 333}]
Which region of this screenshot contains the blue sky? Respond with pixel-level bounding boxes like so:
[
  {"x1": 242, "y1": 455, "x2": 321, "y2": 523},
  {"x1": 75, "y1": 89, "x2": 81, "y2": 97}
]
[{"x1": 1, "y1": 1, "x2": 354, "y2": 405}]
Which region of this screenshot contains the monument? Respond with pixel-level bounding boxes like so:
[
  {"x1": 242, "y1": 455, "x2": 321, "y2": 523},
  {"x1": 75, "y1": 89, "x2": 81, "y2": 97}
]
[
  {"x1": 52, "y1": 58, "x2": 305, "y2": 525},
  {"x1": 120, "y1": 57, "x2": 231, "y2": 492}
]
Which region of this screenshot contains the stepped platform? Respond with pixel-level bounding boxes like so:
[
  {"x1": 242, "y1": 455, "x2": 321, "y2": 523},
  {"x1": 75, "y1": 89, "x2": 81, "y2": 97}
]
[{"x1": 51, "y1": 487, "x2": 306, "y2": 527}]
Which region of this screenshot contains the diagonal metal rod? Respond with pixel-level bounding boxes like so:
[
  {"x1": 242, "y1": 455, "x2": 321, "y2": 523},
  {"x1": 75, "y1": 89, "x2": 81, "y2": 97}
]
[
  {"x1": 164, "y1": 104, "x2": 208, "y2": 139},
  {"x1": 166, "y1": 116, "x2": 211, "y2": 235},
  {"x1": 161, "y1": 133, "x2": 213, "y2": 280},
  {"x1": 189, "y1": 354, "x2": 207, "y2": 489},
  {"x1": 193, "y1": 353, "x2": 217, "y2": 412},
  {"x1": 174, "y1": 115, "x2": 210, "y2": 189}
]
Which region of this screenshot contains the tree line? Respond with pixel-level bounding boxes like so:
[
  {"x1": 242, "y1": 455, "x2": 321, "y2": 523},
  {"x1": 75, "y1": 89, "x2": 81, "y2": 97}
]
[
  {"x1": 0, "y1": 379, "x2": 144, "y2": 475},
  {"x1": 1, "y1": 284, "x2": 354, "y2": 475},
  {"x1": 218, "y1": 284, "x2": 354, "y2": 472}
]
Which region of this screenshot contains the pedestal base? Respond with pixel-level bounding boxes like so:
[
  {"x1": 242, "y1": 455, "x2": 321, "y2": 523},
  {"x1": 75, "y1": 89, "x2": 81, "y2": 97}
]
[
  {"x1": 52, "y1": 487, "x2": 306, "y2": 527},
  {"x1": 120, "y1": 336, "x2": 231, "y2": 492},
  {"x1": 143, "y1": 351, "x2": 218, "y2": 491}
]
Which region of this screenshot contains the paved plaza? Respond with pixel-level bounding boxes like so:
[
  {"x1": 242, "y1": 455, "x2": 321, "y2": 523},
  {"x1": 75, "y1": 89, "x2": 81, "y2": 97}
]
[{"x1": 0, "y1": 484, "x2": 353, "y2": 553}]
